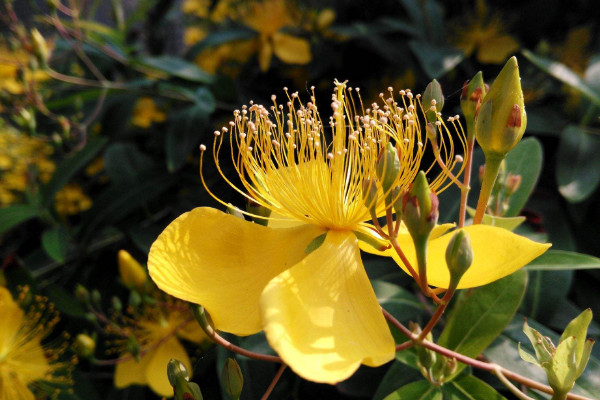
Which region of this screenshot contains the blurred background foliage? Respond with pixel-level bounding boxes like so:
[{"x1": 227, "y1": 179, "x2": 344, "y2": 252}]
[{"x1": 1, "y1": 0, "x2": 600, "y2": 399}]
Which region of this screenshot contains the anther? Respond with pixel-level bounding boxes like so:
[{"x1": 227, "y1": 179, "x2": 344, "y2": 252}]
[{"x1": 199, "y1": 144, "x2": 206, "y2": 151}]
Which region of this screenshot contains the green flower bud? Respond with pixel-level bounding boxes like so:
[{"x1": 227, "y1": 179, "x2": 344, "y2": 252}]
[
  {"x1": 126, "y1": 335, "x2": 141, "y2": 360},
  {"x1": 74, "y1": 284, "x2": 89, "y2": 303},
  {"x1": 247, "y1": 199, "x2": 272, "y2": 226},
  {"x1": 402, "y1": 171, "x2": 439, "y2": 238},
  {"x1": 168, "y1": 359, "x2": 204, "y2": 400},
  {"x1": 445, "y1": 230, "x2": 473, "y2": 289},
  {"x1": 118, "y1": 250, "x2": 148, "y2": 290},
  {"x1": 460, "y1": 72, "x2": 487, "y2": 130},
  {"x1": 475, "y1": 57, "x2": 527, "y2": 158},
  {"x1": 112, "y1": 296, "x2": 123, "y2": 312},
  {"x1": 221, "y1": 358, "x2": 244, "y2": 400},
  {"x1": 192, "y1": 305, "x2": 216, "y2": 338},
  {"x1": 74, "y1": 333, "x2": 96, "y2": 358},
  {"x1": 376, "y1": 142, "x2": 401, "y2": 195},
  {"x1": 226, "y1": 204, "x2": 245, "y2": 219},
  {"x1": 391, "y1": 186, "x2": 404, "y2": 217},
  {"x1": 422, "y1": 79, "x2": 444, "y2": 123}
]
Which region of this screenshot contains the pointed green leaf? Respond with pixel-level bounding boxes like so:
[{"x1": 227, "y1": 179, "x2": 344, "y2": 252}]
[
  {"x1": 548, "y1": 336, "x2": 578, "y2": 393},
  {"x1": 437, "y1": 269, "x2": 527, "y2": 380},
  {"x1": 518, "y1": 343, "x2": 541, "y2": 367},
  {"x1": 526, "y1": 250, "x2": 600, "y2": 271},
  {"x1": 560, "y1": 309, "x2": 592, "y2": 360},
  {"x1": 382, "y1": 380, "x2": 442, "y2": 400},
  {"x1": 466, "y1": 208, "x2": 526, "y2": 231},
  {"x1": 0, "y1": 204, "x2": 40, "y2": 235},
  {"x1": 41, "y1": 226, "x2": 69, "y2": 262},
  {"x1": 523, "y1": 49, "x2": 600, "y2": 106},
  {"x1": 136, "y1": 56, "x2": 215, "y2": 84},
  {"x1": 504, "y1": 137, "x2": 543, "y2": 217}
]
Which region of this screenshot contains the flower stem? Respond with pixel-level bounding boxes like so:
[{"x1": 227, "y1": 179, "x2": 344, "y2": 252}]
[
  {"x1": 492, "y1": 365, "x2": 536, "y2": 400},
  {"x1": 260, "y1": 364, "x2": 287, "y2": 400},
  {"x1": 473, "y1": 154, "x2": 503, "y2": 224},
  {"x1": 458, "y1": 137, "x2": 475, "y2": 228},
  {"x1": 418, "y1": 289, "x2": 455, "y2": 341}
]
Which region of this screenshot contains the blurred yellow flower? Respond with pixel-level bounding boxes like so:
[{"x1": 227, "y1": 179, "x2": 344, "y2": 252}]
[
  {"x1": 54, "y1": 183, "x2": 92, "y2": 216},
  {"x1": 0, "y1": 46, "x2": 48, "y2": 94},
  {"x1": 84, "y1": 157, "x2": 104, "y2": 176},
  {"x1": 113, "y1": 303, "x2": 208, "y2": 397},
  {"x1": 131, "y1": 97, "x2": 167, "y2": 128},
  {"x1": 0, "y1": 286, "x2": 72, "y2": 400},
  {"x1": 0, "y1": 124, "x2": 55, "y2": 206},
  {"x1": 183, "y1": 26, "x2": 208, "y2": 47},
  {"x1": 181, "y1": 0, "x2": 211, "y2": 18},
  {"x1": 453, "y1": 0, "x2": 518, "y2": 64},
  {"x1": 241, "y1": 0, "x2": 311, "y2": 71}
]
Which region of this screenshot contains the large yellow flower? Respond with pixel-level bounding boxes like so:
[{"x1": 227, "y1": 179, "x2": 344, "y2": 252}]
[
  {"x1": 0, "y1": 287, "x2": 70, "y2": 400},
  {"x1": 149, "y1": 81, "x2": 457, "y2": 382},
  {"x1": 148, "y1": 81, "x2": 549, "y2": 383}
]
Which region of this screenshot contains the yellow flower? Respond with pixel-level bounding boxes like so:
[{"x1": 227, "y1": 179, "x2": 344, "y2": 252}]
[
  {"x1": 114, "y1": 304, "x2": 207, "y2": 397},
  {"x1": 452, "y1": 0, "x2": 518, "y2": 64},
  {"x1": 0, "y1": 287, "x2": 71, "y2": 400},
  {"x1": 54, "y1": 183, "x2": 92, "y2": 216},
  {"x1": 148, "y1": 81, "x2": 470, "y2": 383},
  {"x1": 131, "y1": 97, "x2": 167, "y2": 128},
  {"x1": 181, "y1": 0, "x2": 211, "y2": 18},
  {"x1": 0, "y1": 125, "x2": 55, "y2": 206},
  {"x1": 0, "y1": 46, "x2": 49, "y2": 94}
]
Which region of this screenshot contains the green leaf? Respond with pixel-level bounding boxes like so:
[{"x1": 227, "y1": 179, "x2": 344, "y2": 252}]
[
  {"x1": 136, "y1": 55, "x2": 214, "y2": 84},
  {"x1": 0, "y1": 204, "x2": 40, "y2": 235},
  {"x1": 437, "y1": 269, "x2": 527, "y2": 380},
  {"x1": 41, "y1": 137, "x2": 108, "y2": 207},
  {"x1": 103, "y1": 142, "x2": 154, "y2": 185},
  {"x1": 382, "y1": 380, "x2": 442, "y2": 400},
  {"x1": 41, "y1": 226, "x2": 68, "y2": 262},
  {"x1": 556, "y1": 125, "x2": 600, "y2": 203},
  {"x1": 466, "y1": 208, "x2": 525, "y2": 231},
  {"x1": 522, "y1": 49, "x2": 600, "y2": 107},
  {"x1": 518, "y1": 343, "x2": 541, "y2": 367},
  {"x1": 373, "y1": 362, "x2": 423, "y2": 400},
  {"x1": 526, "y1": 250, "x2": 600, "y2": 271},
  {"x1": 521, "y1": 268, "x2": 573, "y2": 322},
  {"x1": 442, "y1": 375, "x2": 507, "y2": 400},
  {"x1": 503, "y1": 137, "x2": 543, "y2": 217},
  {"x1": 373, "y1": 280, "x2": 424, "y2": 323},
  {"x1": 46, "y1": 285, "x2": 86, "y2": 318},
  {"x1": 408, "y1": 41, "x2": 464, "y2": 78},
  {"x1": 166, "y1": 88, "x2": 215, "y2": 171}
]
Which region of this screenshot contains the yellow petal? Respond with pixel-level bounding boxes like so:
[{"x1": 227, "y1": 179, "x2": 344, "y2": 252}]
[
  {"x1": 260, "y1": 230, "x2": 395, "y2": 384},
  {"x1": 114, "y1": 352, "x2": 151, "y2": 389},
  {"x1": 477, "y1": 35, "x2": 519, "y2": 64},
  {"x1": 387, "y1": 225, "x2": 550, "y2": 289},
  {"x1": 145, "y1": 338, "x2": 191, "y2": 398},
  {"x1": 272, "y1": 32, "x2": 311, "y2": 65},
  {"x1": 258, "y1": 37, "x2": 273, "y2": 72},
  {"x1": 148, "y1": 207, "x2": 324, "y2": 335}
]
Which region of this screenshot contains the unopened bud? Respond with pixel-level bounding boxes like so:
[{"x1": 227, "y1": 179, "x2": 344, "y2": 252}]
[
  {"x1": 30, "y1": 29, "x2": 49, "y2": 67},
  {"x1": 426, "y1": 123, "x2": 437, "y2": 144},
  {"x1": 112, "y1": 296, "x2": 123, "y2": 312},
  {"x1": 445, "y1": 230, "x2": 473, "y2": 288},
  {"x1": 422, "y1": 79, "x2": 444, "y2": 122},
  {"x1": 221, "y1": 358, "x2": 244, "y2": 400},
  {"x1": 192, "y1": 305, "x2": 216, "y2": 338},
  {"x1": 74, "y1": 333, "x2": 96, "y2": 358},
  {"x1": 168, "y1": 359, "x2": 204, "y2": 400},
  {"x1": 75, "y1": 284, "x2": 89, "y2": 303},
  {"x1": 128, "y1": 291, "x2": 141, "y2": 308},
  {"x1": 504, "y1": 173, "x2": 522, "y2": 196},
  {"x1": 376, "y1": 142, "x2": 401, "y2": 194},
  {"x1": 475, "y1": 57, "x2": 527, "y2": 157},
  {"x1": 118, "y1": 250, "x2": 148, "y2": 290},
  {"x1": 442, "y1": 356, "x2": 458, "y2": 377},
  {"x1": 402, "y1": 171, "x2": 439, "y2": 238},
  {"x1": 460, "y1": 72, "x2": 486, "y2": 138},
  {"x1": 126, "y1": 335, "x2": 141, "y2": 360},
  {"x1": 247, "y1": 199, "x2": 271, "y2": 226}
]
